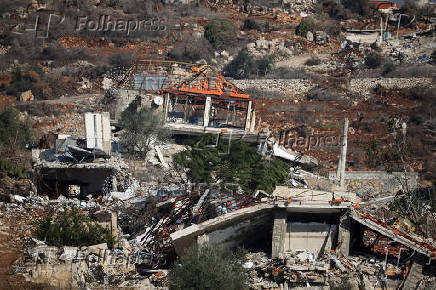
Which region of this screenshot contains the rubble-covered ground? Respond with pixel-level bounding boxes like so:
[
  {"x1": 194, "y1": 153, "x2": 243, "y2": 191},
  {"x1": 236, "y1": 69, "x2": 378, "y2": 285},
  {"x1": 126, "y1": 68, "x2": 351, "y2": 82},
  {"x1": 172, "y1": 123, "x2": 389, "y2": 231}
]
[{"x1": 0, "y1": 0, "x2": 436, "y2": 289}]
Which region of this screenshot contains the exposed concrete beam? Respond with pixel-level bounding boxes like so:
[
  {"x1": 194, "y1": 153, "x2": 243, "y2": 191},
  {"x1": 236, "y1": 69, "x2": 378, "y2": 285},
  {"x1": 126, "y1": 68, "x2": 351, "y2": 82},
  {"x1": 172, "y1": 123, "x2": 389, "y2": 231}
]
[
  {"x1": 350, "y1": 211, "x2": 436, "y2": 258},
  {"x1": 170, "y1": 203, "x2": 274, "y2": 255}
]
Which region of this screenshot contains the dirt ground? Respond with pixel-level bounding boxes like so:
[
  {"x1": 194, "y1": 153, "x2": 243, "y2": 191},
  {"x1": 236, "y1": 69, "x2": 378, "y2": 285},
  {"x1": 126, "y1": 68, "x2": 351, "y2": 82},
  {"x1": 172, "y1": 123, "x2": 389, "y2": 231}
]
[{"x1": 0, "y1": 207, "x2": 51, "y2": 290}]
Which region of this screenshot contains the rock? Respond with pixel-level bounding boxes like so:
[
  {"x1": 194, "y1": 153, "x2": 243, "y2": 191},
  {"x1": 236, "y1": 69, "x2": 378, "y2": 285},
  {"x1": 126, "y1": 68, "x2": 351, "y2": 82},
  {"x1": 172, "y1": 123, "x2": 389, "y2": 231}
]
[
  {"x1": 315, "y1": 31, "x2": 329, "y2": 45},
  {"x1": 192, "y1": 31, "x2": 203, "y2": 39},
  {"x1": 247, "y1": 43, "x2": 256, "y2": 50},
  {"x1": 306, "y1": 31, "x2": 314, "y2": 42},
  {"x1": 221, "y1": 50, "x2": 229, "y2": 58},
  {"x1": 78, "y1": 77, "x2": 91, "y2": 90},
  {"x1": 20, "y1": 90, "x2": 34, "y2": 102},
  {"x1": 102, "y1": 77, "x2": 113, "y2": 90}
]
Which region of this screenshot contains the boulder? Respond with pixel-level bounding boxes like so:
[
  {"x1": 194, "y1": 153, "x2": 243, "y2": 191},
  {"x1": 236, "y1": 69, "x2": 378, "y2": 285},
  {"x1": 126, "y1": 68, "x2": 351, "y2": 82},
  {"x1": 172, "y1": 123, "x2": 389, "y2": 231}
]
[{"x1": 20, "y1": 90, "x2": 34, "y2": 102}]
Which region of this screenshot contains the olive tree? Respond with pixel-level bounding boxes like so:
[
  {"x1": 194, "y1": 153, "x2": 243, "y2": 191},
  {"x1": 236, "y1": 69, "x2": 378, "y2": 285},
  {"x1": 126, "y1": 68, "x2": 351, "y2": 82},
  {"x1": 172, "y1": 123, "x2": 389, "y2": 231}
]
[
  {"x1": 167, "y1": 244, "x2": 248, "y2": 290},
  {"x1": 119, "y1": 107, "x2": 170, "y2": 159}
]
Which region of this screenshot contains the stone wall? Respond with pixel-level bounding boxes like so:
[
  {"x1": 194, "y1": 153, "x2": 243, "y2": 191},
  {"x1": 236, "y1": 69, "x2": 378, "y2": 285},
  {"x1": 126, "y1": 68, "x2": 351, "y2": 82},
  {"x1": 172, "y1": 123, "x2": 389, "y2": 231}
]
[
  {"x1": 233, "y1": 78, "x2": 434, "y2": 97},
  {"x1": 328, "y1": 171, "x2": 419, "y2": 195}
]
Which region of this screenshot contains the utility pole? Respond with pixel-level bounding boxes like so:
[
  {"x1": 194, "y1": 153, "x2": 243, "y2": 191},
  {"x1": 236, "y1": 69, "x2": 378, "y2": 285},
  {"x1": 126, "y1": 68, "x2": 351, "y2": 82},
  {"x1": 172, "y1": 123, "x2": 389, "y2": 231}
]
[{"x1": 337, "y1": 118, "x2": 349, "y2": 188}]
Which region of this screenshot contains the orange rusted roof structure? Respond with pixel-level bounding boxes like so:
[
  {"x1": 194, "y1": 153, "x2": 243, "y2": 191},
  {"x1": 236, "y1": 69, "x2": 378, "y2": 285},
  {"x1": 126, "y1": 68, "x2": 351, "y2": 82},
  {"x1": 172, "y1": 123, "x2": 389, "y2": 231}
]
[{"x1": 351, "y1": 209, "x2": 436, "y2": 259}]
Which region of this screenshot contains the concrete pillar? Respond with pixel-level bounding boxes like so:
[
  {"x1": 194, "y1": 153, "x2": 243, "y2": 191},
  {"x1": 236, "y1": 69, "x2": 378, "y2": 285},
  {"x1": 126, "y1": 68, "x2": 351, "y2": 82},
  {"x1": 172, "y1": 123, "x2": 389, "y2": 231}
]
[
  {"x1": 337, "y1": 118, "x2": 349, "y2": 188},
  {"x1": 249, "y1": 109, "x2": 256, "y2": 133},
  {"x1": 111, "y1": 211, "x2": 118, "y2": 248},
  {"x1": 337, "y1": 214, "x2": 351, "y2": 256},
  {"x1": 204, "y1": 96, "x2": 212, "y2": 127},
  {"x1": 272, "y1": 209, "x2": 287, "y2": 259},
  {"x1": 244, "y1": 100, "x2": 252, "y2": 132},
  {"x1": 163, "y1": 93, "x2": 170, "y2": 122}
]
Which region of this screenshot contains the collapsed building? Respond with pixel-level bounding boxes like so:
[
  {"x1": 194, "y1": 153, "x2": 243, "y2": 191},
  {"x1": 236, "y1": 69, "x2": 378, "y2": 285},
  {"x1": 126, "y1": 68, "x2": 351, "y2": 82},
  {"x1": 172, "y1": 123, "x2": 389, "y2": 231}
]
[
  {"x1": 108, "y1": 60, "x2": 264, "y2": 143},
  {"x1": 10, "y1": 59, "x2": 434, "y2": 289}
]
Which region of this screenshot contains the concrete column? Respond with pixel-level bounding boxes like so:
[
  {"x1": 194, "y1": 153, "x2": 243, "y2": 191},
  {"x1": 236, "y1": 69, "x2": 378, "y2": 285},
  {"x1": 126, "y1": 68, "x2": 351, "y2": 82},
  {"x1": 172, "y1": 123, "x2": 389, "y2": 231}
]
[
  {"x1": 337, "y1": 214, "x2": 351, "y2": 256},
  {"x1": 249, "y1": 109, "x2": 256, "y2": 133},
  {"x1": 244, "y1": 100, "x2": 252, "y2": 132},
  {"x1": 203, "y1": 96, "x2": 212, "y2": 127},
  {"x1": 272, "y1": 209, "x2": 287, "y2": 259},
  {"x1": 163, "y1": 93, "x2": 170, "y2": 122},
  {"x1": 337, "y1": 118, "x2": 349, "y2": 188},
  {"x1": 111, "y1": 211, "x2": 118, "y2": 248}
]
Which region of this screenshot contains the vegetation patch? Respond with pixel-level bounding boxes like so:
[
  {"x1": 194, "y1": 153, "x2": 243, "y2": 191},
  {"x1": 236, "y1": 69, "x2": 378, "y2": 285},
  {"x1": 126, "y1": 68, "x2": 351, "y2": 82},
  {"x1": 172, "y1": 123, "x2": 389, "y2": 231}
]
[
  {"x1": 173, "y1": 135, "x2": 290, "y2": 193},
  {"x1": 167, "y1": 244, "x2": 248, "y2": 290},
  {"x1": 204, "y1": 18, "x2": 238, "y2": 50},
  {"x1": 35, "y1": 207, "x2": 114, "y2": 248},
  {"x1": 224, "y1": 49, "x2": 273, "y2": 79}
]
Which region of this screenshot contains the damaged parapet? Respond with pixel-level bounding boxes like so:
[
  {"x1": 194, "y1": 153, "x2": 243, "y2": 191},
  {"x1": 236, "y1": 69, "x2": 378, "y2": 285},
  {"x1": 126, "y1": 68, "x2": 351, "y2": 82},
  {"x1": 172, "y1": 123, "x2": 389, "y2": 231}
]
[
  {"x1": 328, "y1": 171, "x2": 420, "y2": 195},
  {"x1": 84, "y1": 112, "x2": 111, "y2": 156}
]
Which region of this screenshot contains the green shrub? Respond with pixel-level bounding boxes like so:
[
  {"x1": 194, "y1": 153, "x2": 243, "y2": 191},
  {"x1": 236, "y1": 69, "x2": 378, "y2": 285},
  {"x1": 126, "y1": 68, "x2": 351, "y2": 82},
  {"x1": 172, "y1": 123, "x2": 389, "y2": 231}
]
[
  {"x1": 400, "y1": 0, "x2": 424, "y2": 22},
  {"x1": 295, "y1": 17, "x2": 320, "y2": 37},
  {"x1": 224, "y1": 49, "x2": 273, "y2": 79},
  {"x1": 168, "y1": 36, "x2": 213, "y2": 63},
  {"x1": 341, "y1": 0, "x2": 369, "y2": 16},
  {"x1": 242, "y1": 19, "x2": 262, "y2": 31},
  {"x1": 382, "y1": 61, "x2": 396, "y2": 76},
  {"x1": 430, "y1": 50, "x2": 436, "y2": 65},
  {"x1": 110, "y1": 53, "x2": 133, "y2": 71},
  {"x1": 0, "y1": 107, "x2": 34, "y2": 150},
  {"x1": 167, "y1": 244, "x2": 248, "y2": 290},
  {"x1": 107, "y1": 0, "x2": 119, "y2": 7},
  {"x1": 173, "y1": 135, "x2": 289, "y2": 193},
  {"x1": 35, "y1": 207, "x2": 115, "y2": 248},
  {"x1": 319, "y1": 0, "x2": 348, "y2": 20},
  {"x1": 5, "y1": 69, "x2": 42, "y2": 98},
  {"x1": 364, "y1": 52, "x2": 382, "y2": 69},
  {"x1": 204, "y1": 18, "x2": 238, "y2": 49},
  {"x1": 0, "y1": 159, "x2": 26, "y2": 179},
  {"x1": 305, "y1": 56, "x2": 321, "y2": 66}
]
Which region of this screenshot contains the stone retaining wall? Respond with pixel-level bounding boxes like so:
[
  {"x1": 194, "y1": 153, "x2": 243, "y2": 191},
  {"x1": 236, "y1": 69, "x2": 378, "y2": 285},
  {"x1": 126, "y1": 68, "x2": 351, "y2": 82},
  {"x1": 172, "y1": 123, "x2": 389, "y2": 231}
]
[{"x1": 233, "y1": 78, "x2": 434, "y2": 97}]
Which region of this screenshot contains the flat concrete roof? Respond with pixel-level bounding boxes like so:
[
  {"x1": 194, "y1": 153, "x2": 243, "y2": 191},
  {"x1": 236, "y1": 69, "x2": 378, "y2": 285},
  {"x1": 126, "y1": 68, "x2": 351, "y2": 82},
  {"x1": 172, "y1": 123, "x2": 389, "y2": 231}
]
[{"x1": 273, "y1": 187, "x2": 358, "y2": 203}]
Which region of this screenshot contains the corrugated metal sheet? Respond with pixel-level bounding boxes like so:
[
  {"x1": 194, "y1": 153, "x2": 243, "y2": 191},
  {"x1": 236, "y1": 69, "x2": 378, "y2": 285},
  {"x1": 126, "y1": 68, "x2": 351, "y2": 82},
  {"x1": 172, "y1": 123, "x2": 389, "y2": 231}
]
[{"x1": 134, "y1": 75, "x2": 167, "y2": 90}]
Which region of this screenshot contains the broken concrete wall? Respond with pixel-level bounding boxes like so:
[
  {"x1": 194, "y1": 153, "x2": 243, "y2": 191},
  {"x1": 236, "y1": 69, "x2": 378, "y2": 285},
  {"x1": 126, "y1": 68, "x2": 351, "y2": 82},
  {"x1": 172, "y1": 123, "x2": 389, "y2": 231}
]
[
  {"x1": 171, "y1": 204, "x2": 274, "y2": 255},
  {"x1": 37, "y1": 167, "x2": 113, "y2": 197},
  {"x1": 328, "y1": 171, "x2": 419, "y2": 195},
  {"x1": 284, "y1": 222, "x2": 337, "y2": 258},
  {"x1": 84, "y1": 112, "x2": 111, "y2": 155},
  {"x1": 198, "y1": 211, "x2": 274, "y2": 253}
]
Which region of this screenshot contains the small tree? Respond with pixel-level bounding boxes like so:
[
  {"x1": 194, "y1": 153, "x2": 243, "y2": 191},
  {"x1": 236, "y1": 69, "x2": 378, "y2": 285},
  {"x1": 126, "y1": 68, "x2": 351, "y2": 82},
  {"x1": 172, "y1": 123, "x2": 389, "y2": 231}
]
[
  {"x1": 242, "y1": 19, "x2": 262, "y2": 31},
  {"x1": 119, "y1": 107, "x2": 169, "y2": 159},
  {"x1": 341, "y1": 0, "x2": 369, "y2": 17},
  {"x1": 295, "y1": 17, "x2": 319, "y2": 37},
  {"x1": 204, "y1": 18, "x2": 238, "y2": 50},
  {"x1": 167, "y1": 244, "x2": 248, "y2": 290},
  {"x1": 430, "y1": 50, "x2": 436, "y2": 65},
  {"x1": 0, "y1": 107, "x2": 34, "y2": 151},
  {"x1": 35, "y1": 207, "x2": 114, "y2": 248},
  {"x1": 224, "y1": 49, "x2": 273, "y2": 79},
  {"x1": 168, "y1": 36, "x2": 213, "y2": 63},
  {"x1": 364, "y1": 52, "x2": 383, "y2": 69}
]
